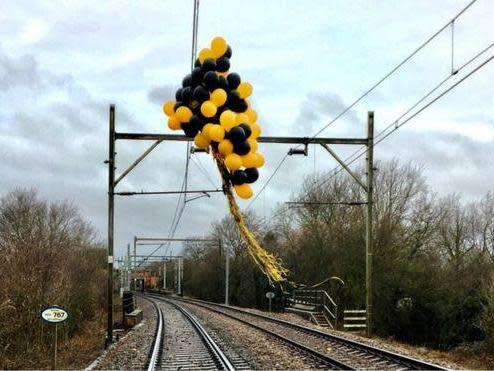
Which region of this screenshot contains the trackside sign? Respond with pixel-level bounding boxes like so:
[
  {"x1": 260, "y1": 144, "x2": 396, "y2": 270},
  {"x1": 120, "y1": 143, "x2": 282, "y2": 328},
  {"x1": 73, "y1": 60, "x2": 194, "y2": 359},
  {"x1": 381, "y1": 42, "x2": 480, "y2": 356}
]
[{"x1": 40, "y1": 306, "x2": 69, "y2": 323}]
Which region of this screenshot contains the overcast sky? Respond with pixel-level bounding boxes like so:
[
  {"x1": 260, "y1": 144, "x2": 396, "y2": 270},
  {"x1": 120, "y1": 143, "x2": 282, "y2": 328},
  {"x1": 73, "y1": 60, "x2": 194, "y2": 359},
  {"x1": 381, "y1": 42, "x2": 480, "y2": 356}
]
[{"x1": 1, "y1": 0, "x2": 493, "y2": 259}]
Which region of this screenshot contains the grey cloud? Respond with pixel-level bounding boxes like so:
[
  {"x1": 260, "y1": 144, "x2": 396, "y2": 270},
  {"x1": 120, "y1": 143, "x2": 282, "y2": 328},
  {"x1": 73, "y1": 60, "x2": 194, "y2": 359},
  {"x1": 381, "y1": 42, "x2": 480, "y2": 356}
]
[{"x1": 147, "y1": 84, "x2": 176, "y2": 105}]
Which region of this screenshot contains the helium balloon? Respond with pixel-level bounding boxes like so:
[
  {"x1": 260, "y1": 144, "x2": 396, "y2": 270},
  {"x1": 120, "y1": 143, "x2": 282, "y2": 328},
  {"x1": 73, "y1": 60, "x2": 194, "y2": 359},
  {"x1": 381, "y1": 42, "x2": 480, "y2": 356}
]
[
  {"x1": 228, "y1": 126, "x2": 246, "y2": 143},
  {"x1": 231, "y1": 170, "x2": 248, "y2": 185},
  {"x1": 181, "y1": 87, "x2": 193, "y2": 105},
  {"x1": 198, "y1": 48, "x2": 213, "y2": 63},
  {"x1": 194, "y1": 133, "x2": 210, "y2": 149},
  {"x1": 211, "y1": 36, "x2": 228, "y2": 58},
  {"x1": 238, "y1": 123, "x2": 252, "y2": 138},
  {"x1": 237, "y1": 82, "x2": 253, "y2": 99},
  {"x1": 211, "y1": 89, "x2": 227, "y2": 107},
  {"x1": 247, "y1": 138, "x2": 258, "y2": 152},
  {"x1": 218, "y1": 139, "x2": 234, "y2": 156},
  {"x1": 224, "y1": 45, "x2": 232, "y2": 59},
  {"x1": 182, "y1": 74, "x2": 191, "y2": 87},
  {"x1": 234, "y1": 184, "x2": 253, "y2": 199},
  {"x1": 220, "y1": 110, "x2": 236, "y2": 131},
  {"x1": 225, "y1": 153, "x2": 242, "y2": 171},
  {"x1": 176, "y1": 106, "x2": 193, "y2": 123},
  {"x1": 202, "y1": 58, "x2": 216, "y2": 72},
  {"x1": 245, "y1": 168, "x2": 259, "y2": 183},
  {"x1": 246, "y1": 108, "x2": 257, "y2": 123},
  {"x1": 203, "y1": 71, "x2": 219, "y2": 89},
  {"x1": 227, "y1": 73, "x2": 241, "y2": 89},
  {"x1": 218, "y1": 76, "x2": 229, "y2": 91},
  {"x1": 235, "y1": 113, "x2": 250, "y2": 125},
  {"x1": 182, "y1": 123, "x2": 199, "y2": 138},
  {"x1": 191, "y1": 67, "x2": 203, "y2": 86},
  {"x1": 163, "y1": 101, "x2": 175, "y2": 117},
  {"x1": 234, "y1": 99, "x2": 248, "y2": 113},
  {"x1": 174, "y1": 101, "x2": 183, "y2": 111},
  {"x1": 216, "y1": 57, "x2": 230, "y2": 73},
  {"x1": 175, "y1": 88, "x2": 183, "y2": 102},
  {"x1": 234, "y1": 140, "x2": 251, "y2": 155},
  {"x1": 193, "y1": 86, "x2": 210, "y2": 103},
  {"x1": 201, "y1": 101, "x2": 217, "y2": 118},
  {"x1": 168, "y1": 116, "x2": 181, "y2": 130},
  {"x1": 209, "y1": 125, "x2": 225, "y2": 142},
  {"x1": 201, "y1": 123, "x2": 215, "y2": 140},
  {"x1": 249, "y1": 122, "x2": 261, "y2": 138},
  {"x1": 241, "y1": 152, "x2": 257, "y2": 168},
  {"x1": 190, "y1": 115, "x2": 205, "y2": 131},
  {"x1": 253, "y1": 152, "x2": 265, "y2": 168}
]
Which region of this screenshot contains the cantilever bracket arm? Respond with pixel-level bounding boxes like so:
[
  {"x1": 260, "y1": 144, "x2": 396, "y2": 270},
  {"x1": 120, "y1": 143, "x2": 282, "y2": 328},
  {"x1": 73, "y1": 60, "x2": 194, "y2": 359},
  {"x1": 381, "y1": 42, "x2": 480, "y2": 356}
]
[
  {"x1": 320, "y1": 143, "x2": 368, "y2": 192},
  {"x1": 114, "y1": 139, "x2": 163, "y2": 186}
]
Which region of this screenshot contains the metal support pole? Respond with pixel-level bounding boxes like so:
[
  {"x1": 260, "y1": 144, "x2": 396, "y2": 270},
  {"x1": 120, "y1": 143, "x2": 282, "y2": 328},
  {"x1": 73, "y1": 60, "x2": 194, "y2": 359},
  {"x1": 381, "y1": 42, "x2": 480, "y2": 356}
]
[
  {"x1": 366, "y1": 111, "x2": 374, "y2": 337},
  {"x1": 126, "y1": 244, "x2": 130, "y2": 290},
  {"x1": 224, "y1": 241, "x2": 230, "y2": 306},
  {"x1": 163, "y1": 261, "x2": 167, "y2": 289},
  {"x1": 106, "y1": 104, "x2": 115, "y2": 345},
  {"x1": 133, "y1": 236, "x2": 137, "y2": 271},
  {"x1": 177, "y1": 257, "x2": 182, "y2": 295}
]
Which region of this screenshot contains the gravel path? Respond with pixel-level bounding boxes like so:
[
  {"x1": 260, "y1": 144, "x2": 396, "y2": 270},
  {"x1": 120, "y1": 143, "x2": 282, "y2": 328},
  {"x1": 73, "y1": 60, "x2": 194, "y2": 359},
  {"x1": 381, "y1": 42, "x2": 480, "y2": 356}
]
[
  {"x1": 92, "y1": 297, "x2": 156, "y2": 370},
  {"x1": 179, "y1": 301, "x2": 330, "y2": 370}
]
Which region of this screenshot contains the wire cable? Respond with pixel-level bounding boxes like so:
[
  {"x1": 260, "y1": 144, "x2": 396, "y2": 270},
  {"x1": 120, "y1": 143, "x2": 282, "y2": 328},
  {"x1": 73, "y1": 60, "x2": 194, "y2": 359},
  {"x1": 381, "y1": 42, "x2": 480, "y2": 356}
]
[{"x1": 190, "y1": 155, "x2": 219, "y2": 189}]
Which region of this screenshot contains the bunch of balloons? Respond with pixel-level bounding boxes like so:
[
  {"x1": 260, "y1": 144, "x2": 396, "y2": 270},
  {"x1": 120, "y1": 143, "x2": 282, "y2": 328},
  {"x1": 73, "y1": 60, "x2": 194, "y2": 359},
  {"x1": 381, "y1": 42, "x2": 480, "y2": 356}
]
[{"x1": 162, "y1": 37, "x2": 264, "y2": 199}]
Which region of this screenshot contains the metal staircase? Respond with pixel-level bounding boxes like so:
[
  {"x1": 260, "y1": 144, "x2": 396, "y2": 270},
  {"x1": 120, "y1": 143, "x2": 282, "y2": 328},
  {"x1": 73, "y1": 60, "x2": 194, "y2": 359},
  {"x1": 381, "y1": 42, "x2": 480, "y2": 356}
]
[{"x1": 285, "y1": 289, "x2": 338, "y2": 329}]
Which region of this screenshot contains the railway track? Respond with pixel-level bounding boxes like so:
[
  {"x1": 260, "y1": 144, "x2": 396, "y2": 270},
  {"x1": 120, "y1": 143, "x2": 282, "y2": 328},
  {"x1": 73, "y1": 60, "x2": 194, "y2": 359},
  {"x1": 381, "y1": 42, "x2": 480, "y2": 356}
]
[
  {"x1": 144, "y1": 295, "x2": 243, "y2": 370},
  {"x1": 162, "y1": 295, "x2": 446, "y2": 370}
]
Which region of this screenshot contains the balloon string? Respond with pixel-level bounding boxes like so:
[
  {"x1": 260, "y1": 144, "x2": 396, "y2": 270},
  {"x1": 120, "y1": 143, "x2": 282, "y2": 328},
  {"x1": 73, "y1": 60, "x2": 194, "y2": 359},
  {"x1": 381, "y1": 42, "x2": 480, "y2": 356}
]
[{"x1": 212, "y1": 149, "x2": 289, "y2": 284}]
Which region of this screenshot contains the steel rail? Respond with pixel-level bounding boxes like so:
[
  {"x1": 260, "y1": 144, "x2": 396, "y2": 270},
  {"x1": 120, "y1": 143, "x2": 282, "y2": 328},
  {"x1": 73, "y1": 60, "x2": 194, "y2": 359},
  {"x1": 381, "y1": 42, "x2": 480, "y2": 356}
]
[
  {"x1": 140, "y1": 296, "x2": 164, "y2": 371},
  {"x1": 172, "y1": 296, "x2": 446, "y2": 370},
  {"x1": 149, "y1": 295, "x2": 353, "y2": 370},
  {"x1": 157, "y1": 297, "x2": 235, "y2": 371}
]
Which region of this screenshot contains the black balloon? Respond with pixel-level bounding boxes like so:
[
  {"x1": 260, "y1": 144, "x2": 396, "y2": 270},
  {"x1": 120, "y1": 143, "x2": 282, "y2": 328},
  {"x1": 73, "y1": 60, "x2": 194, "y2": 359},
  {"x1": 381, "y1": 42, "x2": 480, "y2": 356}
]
[
  {"x1": 224, "y1": 45, "x2": 232, "y2": 59},
  {"x1": 191, "y1": 67, "x2": 203, "y2": 86},
  {"x1": 189, "y1": 115, "x2": 205, "y2": 130},
  {"x1": 227, "y1": 73, "x2": 241, "y2": 89},
  {"x1": 194, "y1": 58, "x2": 201, "y2": 67},
  {"x1": 227, "y1": 90, "x2": 241, "y2": 109},
  {"x1": 175, "y1": 88, "x2": 183, "y2": 102},
  {"x1": 182, "y1": 123, "x2": 199, "y2": 138},
  {"x1": 182, "y1": 74, "x2": 192, "y2": 87},
  {"x1": 181, "y1": 87, "x2": 193, "y2": 105},
  {"x1": 218, "y1": 76, "x2": 229, "y2": 91},
  {"x1": 238, "y1": 123, "x2": 252, "y2": 138},
  {"x1": 245, "y1": 168, "x2": 259, "y2": 183},
  {"x1": 203, "y1": 71, "x2": 219, "y2": 90},
  {"x1": 202, "y1": 58, "x2": 216, "y2": 72},
  {"x1": 174, "y1": 101, "x2": 184, "y2": 110},
  {"x1": 234, "y1": 99, "x2": 248, "y2": 113},
  {"x1": 231, "y1": 170, "x2": 248, "y2": 185},
  {"x1": 234, "y1": 140, "x2": 251, "y2": 155},
  {"x1": 193, "y1": 86, "x2": 210, "y2": 102},
  {"x1": 216, "y1": 57, "x2": 230, "y2": 72},
  {"x1": 228, "y1": 126, "x2": 246, "y2": 143}
]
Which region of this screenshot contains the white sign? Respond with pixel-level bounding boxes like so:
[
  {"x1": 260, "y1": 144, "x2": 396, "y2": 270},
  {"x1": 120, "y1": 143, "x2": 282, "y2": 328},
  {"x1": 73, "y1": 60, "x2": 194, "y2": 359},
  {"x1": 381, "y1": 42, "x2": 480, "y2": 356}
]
[
  {"x1": 41, "y1": 306, "x2": 69, "y2": 323},
  {"x1": 265, "y1": 291, "x2": 275, "y2": 299}
]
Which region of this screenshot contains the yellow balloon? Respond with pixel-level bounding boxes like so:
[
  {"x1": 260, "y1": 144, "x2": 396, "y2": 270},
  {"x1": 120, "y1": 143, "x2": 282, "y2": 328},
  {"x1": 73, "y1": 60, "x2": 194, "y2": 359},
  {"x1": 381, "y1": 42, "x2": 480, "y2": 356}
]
[
  {"x1": 198, "y1": 48, "x2": 213, "y2": 63},
  {"x1": 246, "y1": 108, "x2": 257, "y2": 123},
  {"x1": 234, "y1": 184, "x2": 253, "y2": 199},
  {"x1": 247, "y1": 138, "x2": 258, "y2": 152},
  {"x1": 220, "y1": 110, "x2": 236, "y2": 131},
  {"x1": 210, "y1": 89, "x2": 227, "y2": 107},
  {"x1": 162, "y1": 101, "x2": 175, "y2": 117},
  {"x1": 253, "y1": 152, "x2": 265, "y2": 168},
  {"x1": 241, "y1": 152, "x2": 257, "y2": 168},
  {"x1": 250, "y1": 122, "x2": 261, "y2": 138},
  {"x1": 201, "y1": 123, "x2": 215, "y2": 140},
  {"x1": 167, "y1": 116, "x2": 181, "y2": 130},
  {"x1": 211, "y1": 36, "x2": 228, "y2": 58},
  {"x1": 218, "y1": 139, "x2": 234, "y2": 156},
  {"x1": 175, "y1": 106, "x2": 192, "y2": 123},
  {"x1": 235, "y1": 113, "x2": 250, "y2": 125},
  {"x1": 201, "y1": 101, "x2": 217, "y2": 118},
  {"x1": 209, "y1": 125, "x2": 225, "y2": 142},
  {"x1": 237, "y1": 82, "x2": 253, "y2": 99},
  {"x1": 225, "y1": 153, "x2": 242, "y2": 171},
  {"x1": 194, "y1": 133, "x2": 210, "y2": 149}
]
